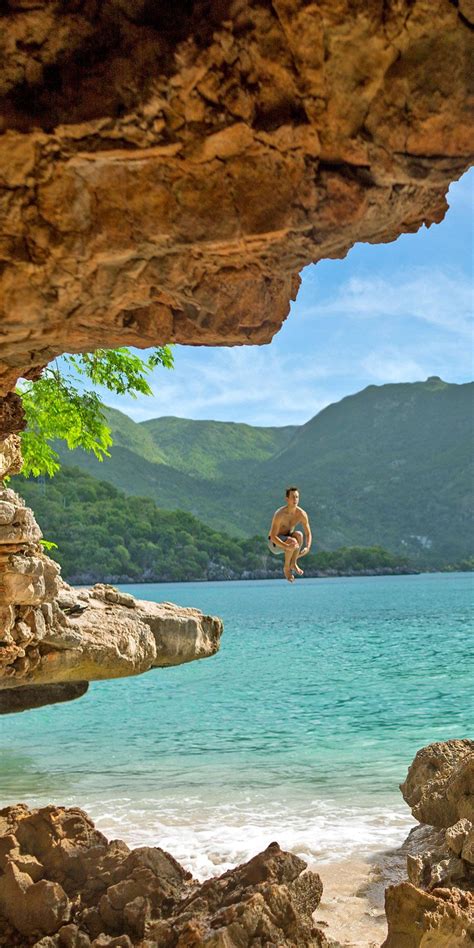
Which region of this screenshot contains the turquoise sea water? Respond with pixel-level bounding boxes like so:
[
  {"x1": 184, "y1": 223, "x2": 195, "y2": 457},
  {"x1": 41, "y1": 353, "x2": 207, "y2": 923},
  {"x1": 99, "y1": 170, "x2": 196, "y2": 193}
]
[{"x1": 0, "y1": 573, "x2": 472, "y2": 878}]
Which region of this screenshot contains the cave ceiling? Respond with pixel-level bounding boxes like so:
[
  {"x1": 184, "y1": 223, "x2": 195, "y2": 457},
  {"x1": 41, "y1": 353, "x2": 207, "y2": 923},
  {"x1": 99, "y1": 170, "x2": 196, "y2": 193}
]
[{"x1": 0, "y1": 0, "x2": 472, "y2": 394}]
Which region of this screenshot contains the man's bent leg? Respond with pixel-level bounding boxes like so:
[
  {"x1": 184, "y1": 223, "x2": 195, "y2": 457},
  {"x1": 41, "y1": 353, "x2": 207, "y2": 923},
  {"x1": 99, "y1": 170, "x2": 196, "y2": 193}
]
[
  {"x1": 290, "y1": 531, "x2": 304, "y2": 575},
  {"x1": 284, "y1": 538, "x2": 298, "y2": 582}
]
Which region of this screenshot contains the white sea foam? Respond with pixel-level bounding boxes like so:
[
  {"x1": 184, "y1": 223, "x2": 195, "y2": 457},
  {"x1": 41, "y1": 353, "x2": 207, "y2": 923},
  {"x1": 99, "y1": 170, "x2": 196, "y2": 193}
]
[{"x1": 42, "y1": 793, "x2": 415, "y2": 880}]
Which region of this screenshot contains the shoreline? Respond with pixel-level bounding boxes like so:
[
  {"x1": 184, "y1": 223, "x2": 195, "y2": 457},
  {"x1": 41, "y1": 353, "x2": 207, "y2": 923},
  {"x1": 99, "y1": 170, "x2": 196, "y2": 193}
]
[
  {"x1": 313, "y1": 822, "x2": 444, "y2": 947},
  {"x1": 66, "y1": 566, "x2": 472, "y2": 586}
]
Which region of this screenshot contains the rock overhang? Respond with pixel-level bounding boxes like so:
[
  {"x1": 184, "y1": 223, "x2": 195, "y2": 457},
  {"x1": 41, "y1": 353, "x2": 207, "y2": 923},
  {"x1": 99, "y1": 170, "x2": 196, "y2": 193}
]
[{"x1": 0, "y1": 0, "x2": 472, "y2": 395}]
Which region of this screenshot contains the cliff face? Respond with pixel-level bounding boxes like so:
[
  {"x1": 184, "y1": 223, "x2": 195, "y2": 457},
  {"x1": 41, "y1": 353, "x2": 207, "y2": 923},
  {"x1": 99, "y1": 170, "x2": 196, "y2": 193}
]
[{"x1": 0, "y1": 0, "x2": 473, "y2": 395}]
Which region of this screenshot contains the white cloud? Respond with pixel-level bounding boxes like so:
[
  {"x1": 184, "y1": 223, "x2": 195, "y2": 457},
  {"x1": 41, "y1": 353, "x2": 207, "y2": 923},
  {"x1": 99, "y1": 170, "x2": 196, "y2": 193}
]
[
  {"x1": 102, "y1": 346, "x2": 344, "y2": 427},
  {"x1": 97, "y1": 319, "x2": 472, "y2": 427},
  {"x1": 447, "y1": 169, "x2": 474, "y2": 214},
  {"x1": 360, "y1": 351, "x2": 429, "y2": 384},
  {"x1": 304, "y1": 267, "x2": 473, "y2": 338},
  {"x1": 360, "y1": 332, "x2": 474, "y2": 385}
]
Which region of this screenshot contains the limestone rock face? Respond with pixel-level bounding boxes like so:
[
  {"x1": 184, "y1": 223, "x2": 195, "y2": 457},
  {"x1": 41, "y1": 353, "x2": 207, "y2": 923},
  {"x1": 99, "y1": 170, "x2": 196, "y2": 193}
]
[
  {"x1": 22, "y1": 581, "x2": 222, "y2": 686},
  {"x1": 0, "y1": 575, "x2": 222, "y2": 704},
  {"x1": 401, "y1": 739, "x2": 474, "y2": 827},
  {"x1": 384, "y1": 741, "x2": 474, "y2": 947},
  {"x1": 0, "y1": 394, "x2": 26, "y2": 444},
  {"x1": 0, "y1": 485, "x2": 60, "y2": 685},
  {"x1": 0, "y1": 435, "x2": 23, "y2": 479},
  {"x1": 0, "y1": 395, "x2": 26, "y2": 478},
  {"x1": 0, "y1": 805, "x2": 326, "y2": 947},
  {"x1": 0, "y1": 0, "x2": 473, "y2": 395},
  {"x1": 406, "y1": 821, "x2": 474, "y2": 892},
  {"x1": 135, "y1": 595, "x2": 225, "y2": 668},
  {"x1": 384, "y1": 882, "x2": 474, "y2": 947}
]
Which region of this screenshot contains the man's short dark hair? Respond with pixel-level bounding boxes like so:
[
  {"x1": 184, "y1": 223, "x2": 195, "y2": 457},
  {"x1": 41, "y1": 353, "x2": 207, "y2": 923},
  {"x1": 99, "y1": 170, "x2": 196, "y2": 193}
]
[{"x1": 286, "y1": 486, "x2": 299, "y2": 497}]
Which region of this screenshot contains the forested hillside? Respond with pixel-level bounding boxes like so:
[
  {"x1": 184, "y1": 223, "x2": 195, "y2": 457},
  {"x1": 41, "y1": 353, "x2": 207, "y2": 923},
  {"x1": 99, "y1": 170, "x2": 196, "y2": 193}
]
[
  {"x1": 254, "y1": 377, "x2": 474, "y2": 562},
  {"x1": 49, "y1": 378, "x2": 473, "y2": 563},
  {"x1": 16, "y1": 468, "x2": 415, "y2": 584},
  {"x1": 54, "y1": 411, "x2": 296, "y2": 535}
]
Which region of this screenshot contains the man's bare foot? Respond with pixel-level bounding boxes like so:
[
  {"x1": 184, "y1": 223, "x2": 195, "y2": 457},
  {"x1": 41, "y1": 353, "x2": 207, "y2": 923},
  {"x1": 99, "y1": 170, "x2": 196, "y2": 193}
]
[
  {"x1": 294, "y1": 564, "x2": 304, "y2": 576},
  {"x1": 284, "y1": 567, "x2": 295, "y2": 583}
]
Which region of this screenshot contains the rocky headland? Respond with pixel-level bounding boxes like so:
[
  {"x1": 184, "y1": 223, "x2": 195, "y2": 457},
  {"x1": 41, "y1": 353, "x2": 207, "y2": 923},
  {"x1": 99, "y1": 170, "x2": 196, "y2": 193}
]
[
  {"x1": 0, "y1": 740, "x2": 471, "y2": 946},
  {"x1": 0, "y1": 433, "x2": 222, "y2": 714}
]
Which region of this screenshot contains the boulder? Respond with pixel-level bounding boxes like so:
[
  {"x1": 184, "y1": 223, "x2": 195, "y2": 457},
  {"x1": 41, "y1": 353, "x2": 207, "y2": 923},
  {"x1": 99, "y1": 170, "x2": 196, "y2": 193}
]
[
  {"x1": 401, "y1": 740, "x2": 474, "y2": 827},
  {"x1": 0, "y1": 861, "x2": 71, "y2": 937},
  {"x1": 0, "y1": 805, "x2": 326, "y2": 947},
  {"x1": 385, "y1": 741, "x2": 474, "y2": 945}
]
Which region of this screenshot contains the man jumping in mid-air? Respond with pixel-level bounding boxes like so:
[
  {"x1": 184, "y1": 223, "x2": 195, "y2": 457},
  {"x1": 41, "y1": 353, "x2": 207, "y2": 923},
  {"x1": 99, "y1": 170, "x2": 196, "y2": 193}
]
[{"x1": 268, "y1": 487, "x2": 312, "y2": 583}]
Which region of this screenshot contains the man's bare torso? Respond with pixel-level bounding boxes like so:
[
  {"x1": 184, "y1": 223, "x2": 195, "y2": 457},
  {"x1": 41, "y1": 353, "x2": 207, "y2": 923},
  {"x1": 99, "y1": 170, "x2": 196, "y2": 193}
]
[{"x1": 271, "y1": 505, "x2": 306, "y2": 536}]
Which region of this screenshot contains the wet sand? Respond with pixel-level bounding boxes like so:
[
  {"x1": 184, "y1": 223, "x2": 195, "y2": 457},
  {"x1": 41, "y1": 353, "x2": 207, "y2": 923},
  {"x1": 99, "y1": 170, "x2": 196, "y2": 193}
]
[{"x1": 312, "y1": 845, "x2": 410, "y2": 947}]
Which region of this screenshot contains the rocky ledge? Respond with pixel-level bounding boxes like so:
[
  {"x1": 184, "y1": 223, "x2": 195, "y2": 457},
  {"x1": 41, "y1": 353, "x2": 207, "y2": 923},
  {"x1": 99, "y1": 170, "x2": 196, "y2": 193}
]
[
  {"x1": 0, "y1": 806, "x2": 327, "y2": 948},
  {"x1": 0, "y1": 481, "x2": 222, "y2": 715}
]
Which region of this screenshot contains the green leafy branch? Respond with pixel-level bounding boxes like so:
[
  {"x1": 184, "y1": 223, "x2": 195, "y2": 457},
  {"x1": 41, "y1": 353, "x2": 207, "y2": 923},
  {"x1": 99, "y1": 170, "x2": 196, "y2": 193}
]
[
  {"x1": 17, "y1": 346, "x2": 174, "y2": 479},
  {"x1": 40, "y1": 538, "x2": 58, "y2": 551}
]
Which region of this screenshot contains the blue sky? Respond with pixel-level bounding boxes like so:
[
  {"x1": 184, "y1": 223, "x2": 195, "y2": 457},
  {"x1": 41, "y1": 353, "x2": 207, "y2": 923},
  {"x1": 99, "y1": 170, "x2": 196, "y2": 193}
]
[{"x1": 99, "y1": 169, "x2": 473, "y2": 427}]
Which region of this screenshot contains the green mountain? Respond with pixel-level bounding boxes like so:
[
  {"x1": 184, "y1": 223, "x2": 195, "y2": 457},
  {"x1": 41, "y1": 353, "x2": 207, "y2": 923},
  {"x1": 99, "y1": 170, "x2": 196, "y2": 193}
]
[
  {"x1": 50, "y1": 378, "x2": 472, "y2": 563},
  {"x1": 140, "y1": 416, "x2": 297, "y2": 480},
  {"x1": 55, "y1": 413, "x2": 297, "y2": 536},
  {"x1": 16, "y1": 467, "x2": 415, "y2": 584},
  {"x1": 253, "y1": 377, "x2": 473, "y2": 561}
]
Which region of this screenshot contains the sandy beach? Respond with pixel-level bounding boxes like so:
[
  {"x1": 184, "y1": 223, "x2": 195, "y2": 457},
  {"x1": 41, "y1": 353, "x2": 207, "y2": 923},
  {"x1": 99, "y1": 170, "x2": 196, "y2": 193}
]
[{"x1": 313, "y1": 844, "x2": 410, "y2": 947}]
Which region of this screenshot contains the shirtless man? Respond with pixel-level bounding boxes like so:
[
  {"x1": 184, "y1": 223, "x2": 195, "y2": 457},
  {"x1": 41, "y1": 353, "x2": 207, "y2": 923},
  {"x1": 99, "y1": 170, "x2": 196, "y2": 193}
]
[{"x1": 268, "y1": 487, "x2": 312, "y2": 583}]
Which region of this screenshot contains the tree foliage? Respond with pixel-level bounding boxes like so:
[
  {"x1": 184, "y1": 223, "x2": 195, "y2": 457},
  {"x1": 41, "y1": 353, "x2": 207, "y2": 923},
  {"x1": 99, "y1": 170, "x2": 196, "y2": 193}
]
[{"x1": 17, "y1": 347, "x2": 173, "y2": 477}]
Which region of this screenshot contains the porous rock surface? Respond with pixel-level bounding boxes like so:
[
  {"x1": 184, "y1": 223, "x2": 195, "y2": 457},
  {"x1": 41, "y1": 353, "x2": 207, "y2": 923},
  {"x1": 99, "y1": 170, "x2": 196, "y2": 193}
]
[
  {"x1": 384, "y1": 740, "x2": 474, "y2": 947},
  {"x1": 0, "y1": 804, "x2": 327, "y2": 947},
  {"x1": 384, "y1": 883, "x2": 473, "y2": 947},
  {"x1": 1, "y1": 0, "x2": 473, "y2": 394},
  {"x1": 400, "y1": 738, "x2": 474, "y2": 828},
  {"x1": 0, "y1": 475, "x2": 222, "y2": 712}
]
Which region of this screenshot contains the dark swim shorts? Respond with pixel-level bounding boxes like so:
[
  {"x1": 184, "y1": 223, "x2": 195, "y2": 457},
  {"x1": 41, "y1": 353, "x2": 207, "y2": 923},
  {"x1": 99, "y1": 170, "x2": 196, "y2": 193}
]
[{"x1": 267, "y1": 533, "x2": 291, "y2": 555}]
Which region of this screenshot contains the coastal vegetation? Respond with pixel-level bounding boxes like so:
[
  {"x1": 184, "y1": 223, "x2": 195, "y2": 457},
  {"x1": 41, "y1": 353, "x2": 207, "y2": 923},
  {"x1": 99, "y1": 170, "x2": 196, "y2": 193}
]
[{"x1": 15, "y1": 467, "x2": 416, "y2": 584}]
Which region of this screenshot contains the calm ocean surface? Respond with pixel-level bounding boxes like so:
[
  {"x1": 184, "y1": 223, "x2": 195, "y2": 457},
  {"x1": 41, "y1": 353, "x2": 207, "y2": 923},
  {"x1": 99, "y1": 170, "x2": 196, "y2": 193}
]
[{"x1": 0, "y1": 573, "x2": 472, "y2": 878}]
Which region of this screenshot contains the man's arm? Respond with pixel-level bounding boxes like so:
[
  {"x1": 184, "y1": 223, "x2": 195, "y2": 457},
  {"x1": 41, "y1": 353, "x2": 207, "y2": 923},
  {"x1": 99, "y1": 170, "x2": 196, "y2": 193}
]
[
  {"x1": 299, "y1": 509, "x2": 312, "y2": 556},
  {"x1": 269, "y1": 512, "x2": 294, "y2": 550}
]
